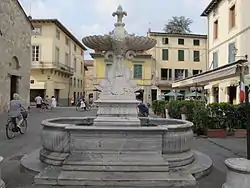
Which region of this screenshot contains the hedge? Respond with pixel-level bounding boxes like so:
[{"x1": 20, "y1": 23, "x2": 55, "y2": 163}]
[{"x1": 152, "y1": 100, "x2": 250, "y2": 131}]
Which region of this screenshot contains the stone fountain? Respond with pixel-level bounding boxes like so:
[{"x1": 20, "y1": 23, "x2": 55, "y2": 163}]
[{"x1": 21, "y1": 5, "x2": 212, "y2": 187}]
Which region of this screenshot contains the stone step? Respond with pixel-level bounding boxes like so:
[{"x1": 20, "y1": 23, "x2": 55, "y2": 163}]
[
  {"x1": 35, "y1": 167, "x2": 197, "y2": 187},
  {"x1": 63, "y1": 152, "x2": 169, "y2": 172}
]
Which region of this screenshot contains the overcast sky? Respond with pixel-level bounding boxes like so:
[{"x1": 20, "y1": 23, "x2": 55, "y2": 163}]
[{"x1": 19, "y1": 0, "x2": 211, "y2": 59}]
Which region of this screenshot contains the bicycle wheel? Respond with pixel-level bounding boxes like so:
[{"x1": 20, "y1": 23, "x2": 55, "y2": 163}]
[
  {"x1": 19, "y1": 119, "x2": 27, "y2": 134},
  {"x1": 6, "y1": 121, "x2": 17, "y2": 139}
]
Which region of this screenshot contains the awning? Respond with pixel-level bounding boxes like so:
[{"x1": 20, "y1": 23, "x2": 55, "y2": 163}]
[{"x1": 172, "y1": 59, "x2": 249, "y2": 88}]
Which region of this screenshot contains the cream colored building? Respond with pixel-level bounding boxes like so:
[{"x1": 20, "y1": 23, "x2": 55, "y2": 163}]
[
  {"x1": 84, "y1": 60, "x2": 95, "y2": 101},
  {"x1": 148, "y1": 32, "x2": 207, "y2": 100},
  {"x1": 30, "y1": 19, "x2": 86, "y2": 106},
  {"x1": 172, "y1": 0, "x2": 250, "y2": 104}
]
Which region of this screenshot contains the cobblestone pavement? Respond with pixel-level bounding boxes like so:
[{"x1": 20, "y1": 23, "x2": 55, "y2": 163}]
[{"x1": 0, "y1": 108, "x2": 243, "y2": 188}]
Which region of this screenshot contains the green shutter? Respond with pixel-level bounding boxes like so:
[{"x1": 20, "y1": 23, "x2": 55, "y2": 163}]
[
  {"x1": 178, "y1": 50, "x2": 184, "y2": 61},
  {"x1": 213, "y1": 52, "x2": 218, "y2": 68},
  {"x1": 133, "y1": 64, "x2": 142, "y2": 79},
  {"x1": 193, "y1": 51, "x2": 200, "y2": 62},
  {"x1": 228, "y1": 43, "x2": 235, "y2": 63},
  {"x1": 162, "y1": 49, "x2": 168, "y2": 60}
]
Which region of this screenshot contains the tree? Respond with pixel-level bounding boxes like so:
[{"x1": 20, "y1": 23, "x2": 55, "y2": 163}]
[{"x1": 163, "y1": 16, "x2": 193, "y2": 34}]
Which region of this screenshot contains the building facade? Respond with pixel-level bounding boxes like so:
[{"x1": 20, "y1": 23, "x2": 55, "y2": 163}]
[
  {"x1": 173, "y1": 0, "x2": 250, "y2": 104},
  {"x1": 30, "y1": 19, "x2": 86, "y2": 106},
  {"x1": 84, "y1": 60, "x2": 95, "y2": 102},
  {"x1": 0, "y1": 0, "x2": 32, "y2": 112},
  {"x1": 91, "y1": 52, "x2": 154, "y2": 104},
  {"x1": 148, "y1": 32, "x2": 207, "y2": 100}
]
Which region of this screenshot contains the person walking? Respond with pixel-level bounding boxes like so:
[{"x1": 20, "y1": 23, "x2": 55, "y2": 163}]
[
  {"x1": 51, "y1": 96, "x2": 57, "y2": 109},
  {"x1": 35, "y1": 95, "x2": 42, "y2": 108}
]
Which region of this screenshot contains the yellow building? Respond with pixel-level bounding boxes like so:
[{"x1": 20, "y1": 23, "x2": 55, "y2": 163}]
[
  {"x1": 90, "y1": 52, "x2": 154, "y2": 104},
  {"x1": 30, "y1": 19, "x2": 87, "y2": 106},
  {"x1": 84, "y1": 60, "x2": 95, "y2": 101},
  {"x1": 148, "y1": 32, "x2": 207, "y2": 100},
  {"x1": 172, "y1": 0, "x2": 250, "y2": 104}
]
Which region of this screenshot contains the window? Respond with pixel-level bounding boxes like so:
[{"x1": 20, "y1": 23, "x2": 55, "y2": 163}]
[
  {"x1": 106, "y1": 63, "x2": 112, "y2": 76},
  {"x1": 161, "y1": 69, "x2": 172, "y2": 80},
  {"x1": 33, "y1": 26, "x2": 42, "y2": 35},
  {"x1": 80, "y1": 80, "x2": 83, "y2": 88},
  {"x1": 81, "y1": 62, "x2": 83, "y2": 73},
  {"x1": 65, "y1": 53, "x2": 69, "y2": 66},
  {"x1": 193, "y1": 39, "x2": 200, "y2": 46},
  {"x1": 74, "y1": 58, "x2": 77, "y2": 71},
  {"x1": 174, "y1": 69, "x2": 184, "y2": 80},
  {"x1": 229, "y1": 5, "x2": 236, "y2": 29},
  {"x1": 30, "y1": 80, "x2": 34, "y2": 84},
  {"x1": 178, "y1": 50, "x2": 185, "y2": 61},
  {"x1": 192, "y1": 70, "x2": 201, "y2": 75},
  {"x1": 162, "y1": 38, "x2": 169, "y2": 44},
  {"x1": 81, "y1": 50, "x2": 84, "y2": 56},
  {"x1": 74, "y1": 44, "x2": 77, "y2": 51},
  {"x1": 193, "y1": 51, "x2": 200, "y2": 62},
  {"x1": 32, "y1": 45, "x2": 40, "y2": 61},
  {"x1": 55, "y1": 47, "x2": 60, "y2": 63},
  {"x1": 213, "y1": 51, "x2": 218, "y2": 69},
  {"x1": 178, "y1": 38, "x2": 184, "y2": 45},
  {"x1": 228, "y1": 42, "x2": 235, "y2": 63},
  {"x1": 65, "y1": 36, "x2": 69, "y2": 45},
  {"x1": 77, "y1": 79, "x2": 79, "y2": 88},
  {"x1": 56, "y1": 29, "x2": 60, "y2": 39},
  {"x1": 184, "y1": 69, "x2": 189, "y2": 77},
  {"x1": 133, "y1": 64, "x2": 142, "y2": 79},
  {"x1": 214, "y1": 20, "x2": 218, "y2": 39},
  {"x1": 162, "y1": 49, "x2": 169, "y2": 60}
]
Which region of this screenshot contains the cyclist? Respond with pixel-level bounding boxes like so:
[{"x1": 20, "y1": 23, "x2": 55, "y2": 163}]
[{"x1": 8, "y1": 93, "x2": 26, "y2": 132}]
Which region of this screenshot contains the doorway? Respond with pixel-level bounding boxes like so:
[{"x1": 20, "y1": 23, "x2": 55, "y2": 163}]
[
  {"x1": 151, "y1": 89, "x2": 157, "y2": 102},
  {"x1": 228, "y1": 86, "x2": 237, "y2": 104},
  {"x1": 10, "y1": 75, "x2": 19, "y2": 100},
  {"x1": 54, "y1": 89, "x2": 59, "y2": 101}
]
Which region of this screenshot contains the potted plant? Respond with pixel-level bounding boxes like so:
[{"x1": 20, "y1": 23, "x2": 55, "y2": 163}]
[
  {"x1": 180, "y1": 106, "x2": 187, "y2": 120},
  {"x1": 233, "y1": 105, "x2": 247, "y2": 138},
  {"x1": 193, "y1": 104, "x2": 208, "y2": 136},
  {"x1": 206, "y1": 104, "x2": 227, "y2": 138}
]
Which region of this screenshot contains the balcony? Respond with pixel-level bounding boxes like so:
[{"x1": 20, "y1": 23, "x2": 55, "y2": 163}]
[
  {"x1": 155, "y1": 77, "x2": 172, "y2": 87},
  {"x1": 31, "y1": 61, "x2": 74, "y2": 75}
]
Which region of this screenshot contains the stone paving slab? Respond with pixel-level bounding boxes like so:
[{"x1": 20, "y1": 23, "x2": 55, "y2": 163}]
[{"x1": 207, "y1": 137, "x2": 246, "y2": 157}]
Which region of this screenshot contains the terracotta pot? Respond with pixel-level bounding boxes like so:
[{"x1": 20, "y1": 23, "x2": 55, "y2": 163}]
[
  {"x1": 206, "y1": 129, "x2": 227, "y2": 138},
  {"x1": 233, "y1": 129, "x2": 246, "y2": 138}
]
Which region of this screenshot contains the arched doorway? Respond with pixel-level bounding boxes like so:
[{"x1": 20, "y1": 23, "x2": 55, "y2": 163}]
[{"x1": 10, "y1": 56, "x2": 20, "y2": 100}]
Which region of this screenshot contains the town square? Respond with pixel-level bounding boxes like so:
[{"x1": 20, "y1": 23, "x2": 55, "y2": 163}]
[{"x1": 1, "y1": 0, "x2": 250, "y2": 187}]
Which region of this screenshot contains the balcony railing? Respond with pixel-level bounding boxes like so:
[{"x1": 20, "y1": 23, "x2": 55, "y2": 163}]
[{"x1": 31, "y1": 61, "x2": 74, "y2": 74}]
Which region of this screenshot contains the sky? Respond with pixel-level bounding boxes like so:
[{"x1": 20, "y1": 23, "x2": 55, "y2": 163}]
[{"x1": 19, "y1": 0, "x2": 211, "y2": 59}]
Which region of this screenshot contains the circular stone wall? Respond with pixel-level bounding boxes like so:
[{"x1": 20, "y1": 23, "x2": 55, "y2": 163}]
[
  {"x1": 40, "y1": 117, "x2": 94, "y2": 166},
  {"x1": 0, "y1": 156, "x2": 5, "y2": 188},
  {"x1": 142, "y1": 118, "x2": 194, "y2": 168}
]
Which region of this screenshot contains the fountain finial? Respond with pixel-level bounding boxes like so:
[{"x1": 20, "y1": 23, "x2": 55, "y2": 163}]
[{"x1": 112, "y1": 5, "x2": 127, "y2": 26}]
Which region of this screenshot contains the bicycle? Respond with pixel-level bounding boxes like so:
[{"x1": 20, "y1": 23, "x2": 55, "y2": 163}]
[{"x1": 6, "y1": 109, "x2": 28, "y2": 139}]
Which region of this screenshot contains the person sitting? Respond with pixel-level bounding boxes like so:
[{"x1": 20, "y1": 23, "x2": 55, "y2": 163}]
[
  {"x1": 8, "y1": 93, "x2": 25, "y2": 132},
  {"x1": 138, "y1": 103, "x2": 149, "y2": 117}
]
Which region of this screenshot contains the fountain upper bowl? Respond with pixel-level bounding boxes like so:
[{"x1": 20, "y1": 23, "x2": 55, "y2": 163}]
[{"x1": 82, "y1": 35, "x2": 156, "y2": 51}]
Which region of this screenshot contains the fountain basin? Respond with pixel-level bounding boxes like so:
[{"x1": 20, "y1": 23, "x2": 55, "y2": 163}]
[
  {"x1": 0, "y1": 156, "x2": 5, "y2": 188},
  {"x1": 40, "y1": 116, "x2": 193, "y2": 168}
]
